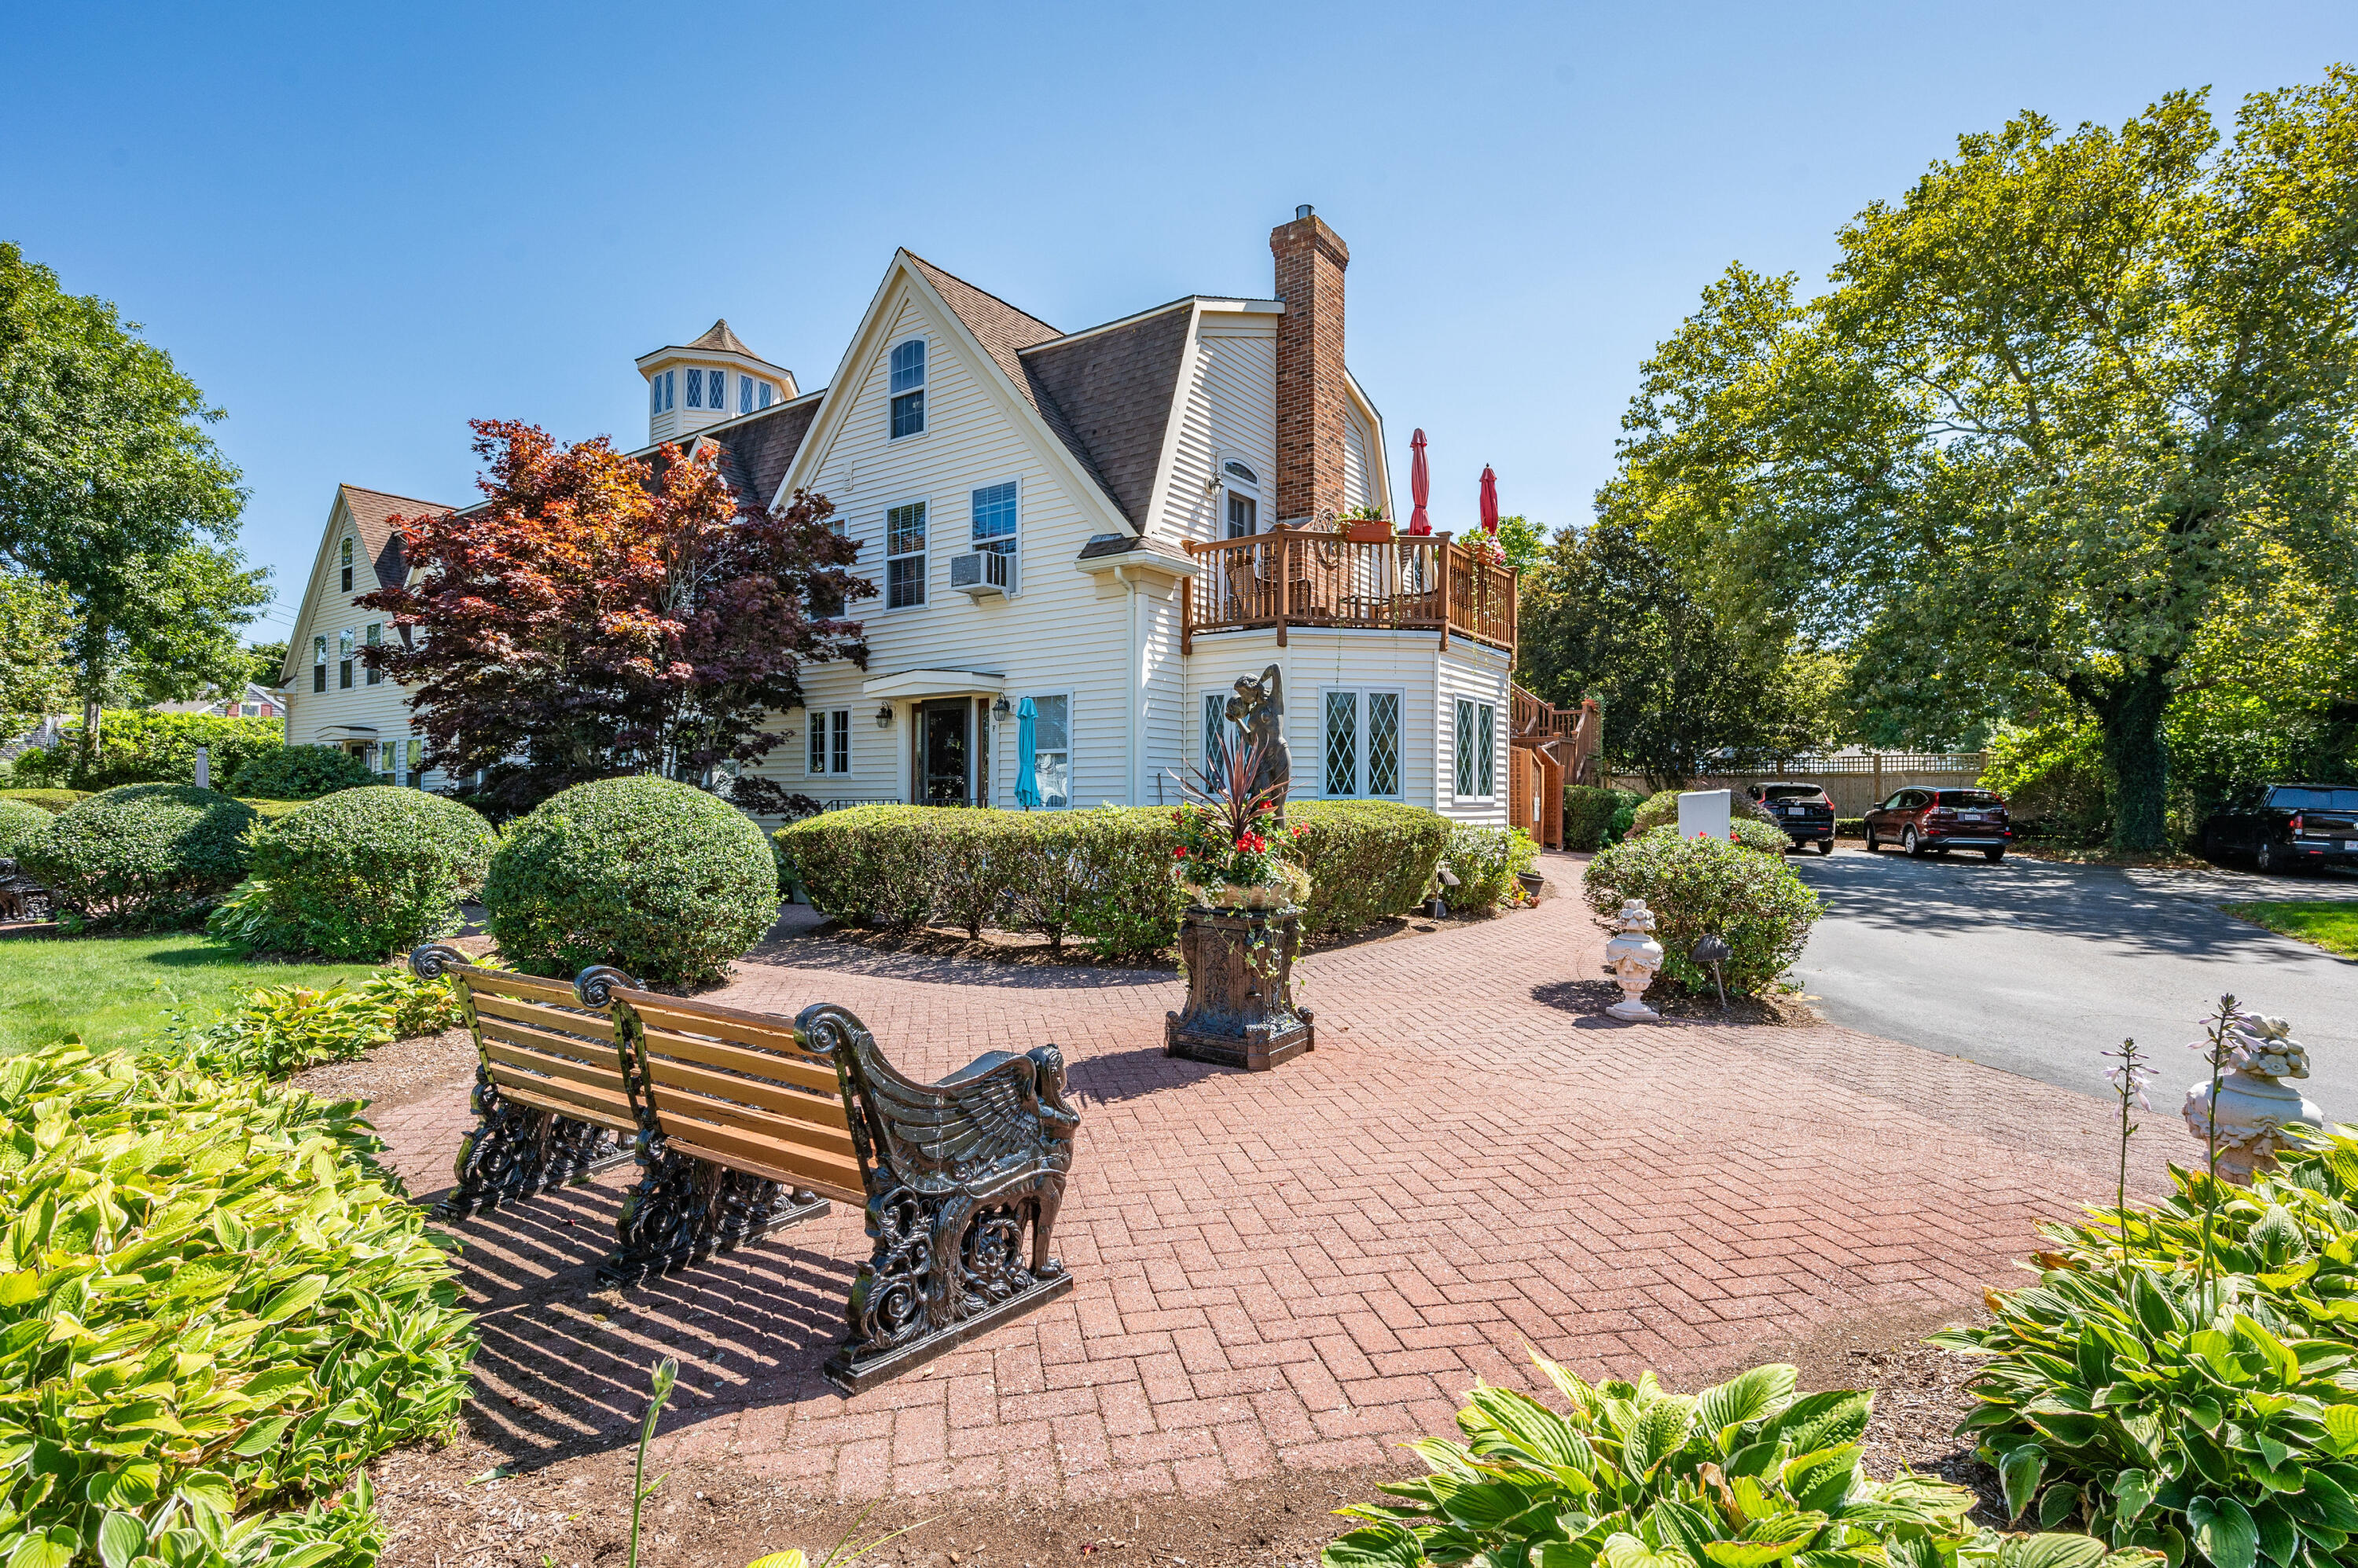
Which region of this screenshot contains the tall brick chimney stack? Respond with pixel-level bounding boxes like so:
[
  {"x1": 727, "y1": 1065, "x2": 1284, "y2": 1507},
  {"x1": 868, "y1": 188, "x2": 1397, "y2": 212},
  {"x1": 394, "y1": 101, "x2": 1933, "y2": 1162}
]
[{"x1": 1270, "y1": 204, "x2": 1349, "y2": 527}]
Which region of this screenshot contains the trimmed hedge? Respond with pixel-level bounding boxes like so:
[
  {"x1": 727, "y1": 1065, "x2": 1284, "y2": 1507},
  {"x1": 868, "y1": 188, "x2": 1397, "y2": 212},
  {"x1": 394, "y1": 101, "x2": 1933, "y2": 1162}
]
[
  {"x1": 22, "y1": 784, "x2": 257, "y2": 927},
  {"x1": 0, "y1": 788, "x2": 86, "y2": 814},
  {"x1": 24, "y1": 710, "x2": 287, "y2": 791},
  {"x1": 1581, "y1": 828, "x2": 1821, "y2": 995},
  {"x1": 1563, "y1": 786, "x2": 1644, "y2": 852},
  {"x1": 0, "y1": 1048, "x2": 472, "y2": 1568},
  {"x1": 0, "y1": 798, "x2": 49, "y2": 863},
  {"x1": 776, "y1": 799, "x2": 1453, "y2": 955},
  {"x1": 224, "y1": 744, "x2": 379, "y2": 802},
  {"x1": 233, "y1": 787, "x2": 495, "y2": 959},
  {"x1": 484, "y1": 775, "x2": 779, "y2": 986}
]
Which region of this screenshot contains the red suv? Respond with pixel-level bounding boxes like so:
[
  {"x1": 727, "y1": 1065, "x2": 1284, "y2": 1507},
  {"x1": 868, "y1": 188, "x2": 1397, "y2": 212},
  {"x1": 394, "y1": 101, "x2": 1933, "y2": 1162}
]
[{"x1": 1864, "y1": 788, "x2": 2013, "y2": 861}]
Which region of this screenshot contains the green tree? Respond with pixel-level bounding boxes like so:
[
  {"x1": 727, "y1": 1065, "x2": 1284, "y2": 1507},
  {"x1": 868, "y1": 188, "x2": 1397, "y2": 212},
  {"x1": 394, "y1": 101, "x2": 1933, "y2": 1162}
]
[
  {"x1": 243, "y1": 641, "x2": 288, "y2": 692},
  {"x1": 1614, "y1": 71, "x2": 2358, "y2": 849},
  {"x1": 0, "y1": 572, "x2": 72, "y2": 733},
  {"x1": 1492, "y1": 513, "x2": 1551, "y2": 576},
  {"x1": 0, "y1": 242, "x2": 262, "y2": 762},
  {"x1": 1516, "y1": 509, "x2": 1833, "y2": 788}
]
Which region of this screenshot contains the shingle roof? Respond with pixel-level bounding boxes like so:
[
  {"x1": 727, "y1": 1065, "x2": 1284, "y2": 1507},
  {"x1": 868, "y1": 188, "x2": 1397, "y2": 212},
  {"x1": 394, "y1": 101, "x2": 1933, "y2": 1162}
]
[
  {"x1": 689, "y1": 318, "x2": 755, "y2": 356},
  {"x1": 705, "y1": 398, "x2": 821, "y2": 510},
  {"x1": 1020, "y1": 303, "x2": 1192, "y2": 527},
  {"x1": 338, "y1": 484, "x2": 450, "y2": 590}
]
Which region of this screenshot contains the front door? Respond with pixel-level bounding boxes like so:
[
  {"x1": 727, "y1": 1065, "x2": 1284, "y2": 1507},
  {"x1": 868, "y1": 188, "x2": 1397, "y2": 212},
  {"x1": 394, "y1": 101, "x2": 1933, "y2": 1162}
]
[{"x1": 917, "y1": 700, "x2": 970, "y2": 805}]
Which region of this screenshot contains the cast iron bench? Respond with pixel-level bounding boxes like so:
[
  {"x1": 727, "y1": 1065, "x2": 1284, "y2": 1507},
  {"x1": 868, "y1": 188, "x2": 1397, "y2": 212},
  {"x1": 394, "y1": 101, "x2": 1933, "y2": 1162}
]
[
  {"x1": 410, "y1": 948, "x2": 638, "y2": 1217},
  {"x1": 412, "y1": 945, "x2": 1080, "y2": 1393}
]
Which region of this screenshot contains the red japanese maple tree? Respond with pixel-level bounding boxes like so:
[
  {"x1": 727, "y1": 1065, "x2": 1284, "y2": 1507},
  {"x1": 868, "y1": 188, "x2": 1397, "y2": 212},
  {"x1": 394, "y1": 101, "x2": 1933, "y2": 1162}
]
[{"x1": 359, "y1": 419, "x2": 870, "y2": 813}]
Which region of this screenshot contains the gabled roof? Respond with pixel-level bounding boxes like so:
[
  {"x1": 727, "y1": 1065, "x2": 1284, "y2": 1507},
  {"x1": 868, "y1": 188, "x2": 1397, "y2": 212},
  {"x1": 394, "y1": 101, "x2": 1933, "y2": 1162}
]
[
  {"x1": 1019, "y1": 301, "x2": 1192, "y2": 528},
  {"x1": 634, "y1": 394, "x2": 824, "y2": 511},
  {"x1": 337, "y1": 484, "x2": 451, "y2": 598}
]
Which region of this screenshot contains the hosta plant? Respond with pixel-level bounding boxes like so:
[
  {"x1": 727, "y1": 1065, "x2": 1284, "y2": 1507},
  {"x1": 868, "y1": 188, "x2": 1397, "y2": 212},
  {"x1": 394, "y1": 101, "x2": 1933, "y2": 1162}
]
[
  {"x1": 1934, "y1": 1136, "x2": 2358, "y2": 1568},
  {"x1": 0, "y1": 1049, "x2": 473, "y2": 1567},
  {"x1": 1321, "y1": 1357, "x2": 2143, "y2": 1568}
]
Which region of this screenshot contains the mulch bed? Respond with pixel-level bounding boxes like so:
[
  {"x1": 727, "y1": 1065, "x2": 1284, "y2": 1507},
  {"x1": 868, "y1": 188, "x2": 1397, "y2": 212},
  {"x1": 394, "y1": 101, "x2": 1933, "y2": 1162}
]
[{"x1": 367, "y1": 1307, "x2": 2000, "y2": 1568}]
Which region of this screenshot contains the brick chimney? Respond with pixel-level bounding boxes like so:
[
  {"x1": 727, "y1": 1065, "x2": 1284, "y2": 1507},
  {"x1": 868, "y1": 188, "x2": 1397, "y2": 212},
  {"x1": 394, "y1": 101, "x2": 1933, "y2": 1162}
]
[{"x1": 1271, "y1": 205, "x2": 1349, "y2": 527}]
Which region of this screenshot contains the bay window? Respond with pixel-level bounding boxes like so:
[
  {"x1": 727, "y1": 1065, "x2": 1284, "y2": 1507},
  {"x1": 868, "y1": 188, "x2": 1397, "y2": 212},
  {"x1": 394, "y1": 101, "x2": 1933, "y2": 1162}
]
[{"x1": 1321, "y1": 689, "x2": 1401, "y2": 798}]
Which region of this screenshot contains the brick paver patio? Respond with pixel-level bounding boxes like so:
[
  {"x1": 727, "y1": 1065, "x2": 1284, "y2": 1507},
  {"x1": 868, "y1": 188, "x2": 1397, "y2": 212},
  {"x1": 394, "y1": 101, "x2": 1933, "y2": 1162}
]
[{"x1": 368, "y1": 852, "x2": 2161, "y2": 1504}]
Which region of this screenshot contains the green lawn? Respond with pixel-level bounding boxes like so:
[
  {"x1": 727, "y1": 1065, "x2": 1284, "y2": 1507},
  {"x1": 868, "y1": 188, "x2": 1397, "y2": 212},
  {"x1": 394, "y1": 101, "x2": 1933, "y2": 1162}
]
[
  {"x1": 2222, "y1": 900, "x2": 2358, "y2": 960},
  {"x1": 0, "y1": 934, "x2": 387, "y2": 1056}
]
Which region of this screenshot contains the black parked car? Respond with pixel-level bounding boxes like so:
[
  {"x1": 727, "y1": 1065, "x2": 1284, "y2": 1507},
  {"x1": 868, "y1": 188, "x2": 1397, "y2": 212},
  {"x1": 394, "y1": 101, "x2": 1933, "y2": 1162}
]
[
  {"x1": 1746, "y1": 782, "x2": 1836, "y2": 854},
  {"x1": 2202, "y1": 784, "x2": 2358, "y2": 874}
]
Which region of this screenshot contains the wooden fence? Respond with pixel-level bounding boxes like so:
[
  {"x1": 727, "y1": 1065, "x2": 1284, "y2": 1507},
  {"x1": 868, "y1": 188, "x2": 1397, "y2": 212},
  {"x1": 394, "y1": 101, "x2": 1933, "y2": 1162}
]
[{"x1": 1606, "y1": 754, "x2": 1990, "y2": 819}]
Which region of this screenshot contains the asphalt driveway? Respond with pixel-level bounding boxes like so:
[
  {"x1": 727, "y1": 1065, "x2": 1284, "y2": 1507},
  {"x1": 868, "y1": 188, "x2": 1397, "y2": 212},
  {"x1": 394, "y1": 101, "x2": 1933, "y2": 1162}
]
[{"x1": 1787, "y1": 846, "x2": 2358, "y2": 1115}]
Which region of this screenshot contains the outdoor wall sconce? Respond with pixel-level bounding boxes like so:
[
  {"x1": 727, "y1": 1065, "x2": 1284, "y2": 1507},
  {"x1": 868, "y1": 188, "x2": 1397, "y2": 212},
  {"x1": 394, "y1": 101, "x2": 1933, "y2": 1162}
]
[
  {"x1": 876, "y1": 703, "x2": 895, "y2": 729},
  {"x1": 991, "y1": 696, "x2": 1012, "y2": 718}
]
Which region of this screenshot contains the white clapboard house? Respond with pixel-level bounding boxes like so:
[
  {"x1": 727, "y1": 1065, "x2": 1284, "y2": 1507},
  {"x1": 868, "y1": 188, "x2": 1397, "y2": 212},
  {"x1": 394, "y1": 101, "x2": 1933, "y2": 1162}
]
[{"x1": 281, "y1": 208, "x2": 1584, "y2": 828}]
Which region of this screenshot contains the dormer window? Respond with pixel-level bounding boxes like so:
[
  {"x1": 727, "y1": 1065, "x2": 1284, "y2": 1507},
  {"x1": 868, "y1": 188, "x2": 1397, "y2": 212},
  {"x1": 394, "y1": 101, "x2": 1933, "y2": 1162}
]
[
  {"x1": 339, "y1": 537, "x2": 354, "y2": 593},
  {"x1": 890, "y1": 340, "x2": 926, "y2": 439}
]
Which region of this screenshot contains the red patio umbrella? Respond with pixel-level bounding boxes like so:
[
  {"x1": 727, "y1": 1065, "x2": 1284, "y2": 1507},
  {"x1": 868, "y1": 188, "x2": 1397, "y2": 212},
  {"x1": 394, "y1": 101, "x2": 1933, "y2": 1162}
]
[
  {"x1": 1479, "y1": 465, "x2": 1499, "y2": 534},
  {"x1": 1408, "y1": 429, "x2": 1432, "y2": 534}
]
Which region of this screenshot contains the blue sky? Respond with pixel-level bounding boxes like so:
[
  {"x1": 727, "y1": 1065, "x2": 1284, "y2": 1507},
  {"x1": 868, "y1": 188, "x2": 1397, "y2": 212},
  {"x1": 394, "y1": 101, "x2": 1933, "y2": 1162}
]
[{"x1": 5, "y1": 0, "x2": 2351, "y2": 651}]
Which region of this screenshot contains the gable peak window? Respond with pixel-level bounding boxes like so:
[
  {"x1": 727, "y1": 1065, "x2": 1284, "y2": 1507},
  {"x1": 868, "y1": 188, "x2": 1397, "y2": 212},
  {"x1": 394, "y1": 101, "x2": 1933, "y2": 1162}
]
[
  {"x1": 889, "y1": 339, "x2": 926, "y2": 438},
  {"x1": 885, "y1": 501, "x2": 927, "y2": 608},
  {"x1": 339, "y1": 536, "x2": 354, "y2": 593}
]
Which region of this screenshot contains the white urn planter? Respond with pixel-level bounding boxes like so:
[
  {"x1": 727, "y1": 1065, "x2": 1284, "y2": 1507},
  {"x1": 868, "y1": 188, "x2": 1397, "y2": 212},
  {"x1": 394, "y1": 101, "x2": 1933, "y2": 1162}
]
[
  {"x1": 2184, "y1": 1012, "x2": 2323, "y2": 1182},
  {"x1": 1602, "y1": 898, "x2": 1665, "y2": 1022}
]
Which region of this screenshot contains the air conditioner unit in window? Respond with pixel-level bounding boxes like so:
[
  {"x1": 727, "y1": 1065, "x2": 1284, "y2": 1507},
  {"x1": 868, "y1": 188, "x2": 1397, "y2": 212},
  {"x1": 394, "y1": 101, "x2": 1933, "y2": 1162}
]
[{"x1": 950, "y1": 549, "x2": 1011, "y2": 597}]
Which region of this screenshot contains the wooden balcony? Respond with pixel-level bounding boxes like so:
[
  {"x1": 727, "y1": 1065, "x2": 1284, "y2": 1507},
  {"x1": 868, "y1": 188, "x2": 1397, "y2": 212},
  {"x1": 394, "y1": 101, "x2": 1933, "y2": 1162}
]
[{"x1": 1180, "y1": 529, "x2": 1515, "y2": 654}]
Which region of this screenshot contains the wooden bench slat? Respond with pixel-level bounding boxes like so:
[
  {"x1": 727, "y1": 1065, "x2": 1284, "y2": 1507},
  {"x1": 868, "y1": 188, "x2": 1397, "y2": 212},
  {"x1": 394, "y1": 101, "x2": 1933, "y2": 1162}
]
[
  {"x1": 471, "y1": 990, "x2": 602, "y2": 1033},
  {"x1": 458, "y1": 970, "x2": 579, "y2": 1004},
  {"x1": 661, "y1": 1136, "x2": 865, "y2": 1206},
  {"x1": 618, "y1": 991, "x2": 828, "y2": 1063},
  {"x1": 637, "y1": 1026, "x2": 841, "y2": 1096},
  {"x1": 655, "y1": 1107, "x2": 865, "y2": 1192},
  {"x1": 478, "y1": 1014, "x2": 624, "y2": 1070},
  {"x1": 641, "y1": 1053, "x2": 848, "y2": 1131},
  {"x1": 495, "y1": 1078, "x2": 637, "y2": 1133},
  {"x1": 485, "y1": 1037, "x2": 626, "y2": 1091},
  {"x1": 643, "y1": 1071, "x2": 857, "y2": 1159}
]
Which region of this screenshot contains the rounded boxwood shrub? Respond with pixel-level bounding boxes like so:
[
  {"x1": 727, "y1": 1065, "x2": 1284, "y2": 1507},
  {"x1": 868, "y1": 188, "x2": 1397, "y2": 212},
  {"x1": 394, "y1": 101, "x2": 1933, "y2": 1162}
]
[
  {"x1": 225, "y1": 743, "x2": 380, "y2": 801},
  {"x1": 237, "y1": 786, "x2": 496, "y2": 959},
  {"x1": 485, "y1": 775, "x2": 778, "y2": 986},
  {"x1": 1563, "y1": 786, "x2": 1644, "y2": 851},
  {"x1": 0, "y1": 798, "x2": 50, "y2": 863},
  {"x1": 23, "y1": 783, "x2": 257, "y2": 927},
  {"x1": 1283, "y1": 800, "x2": 1453, "y2": 933},
  {"x1": 1581, "y1": 828, "x2": 1820, "y2": 995}
]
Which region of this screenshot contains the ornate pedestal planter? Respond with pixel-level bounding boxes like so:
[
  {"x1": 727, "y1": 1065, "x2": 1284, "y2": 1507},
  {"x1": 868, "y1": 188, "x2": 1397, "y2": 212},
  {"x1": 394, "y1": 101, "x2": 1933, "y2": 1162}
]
[
  {"x1": 1601, "y1": 898, "x2": 1665, "y2": 1022},
  {"x1": 2184, "y1": 1012, "x2": 2323, "y2": 1182},
  {"x1": 1165, "y1": 905, "x2": 1316, "y2": 1071}
]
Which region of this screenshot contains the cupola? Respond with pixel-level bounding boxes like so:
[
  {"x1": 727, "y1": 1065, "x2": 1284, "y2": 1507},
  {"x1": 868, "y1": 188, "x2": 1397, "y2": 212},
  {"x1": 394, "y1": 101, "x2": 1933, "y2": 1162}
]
[{"x1": 636, "y1": 319, "x2": 798, "y2": 445}]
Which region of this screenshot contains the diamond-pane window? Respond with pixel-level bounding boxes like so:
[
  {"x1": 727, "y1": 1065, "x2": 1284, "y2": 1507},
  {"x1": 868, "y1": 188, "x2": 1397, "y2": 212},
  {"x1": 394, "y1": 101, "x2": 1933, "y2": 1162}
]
[
  {"x1": 1324, "y1": 691, "x2": 1357, "y2": 797},
  {"x1": 1368, "y1": 692, "x2": 1400, "y2": 796}
]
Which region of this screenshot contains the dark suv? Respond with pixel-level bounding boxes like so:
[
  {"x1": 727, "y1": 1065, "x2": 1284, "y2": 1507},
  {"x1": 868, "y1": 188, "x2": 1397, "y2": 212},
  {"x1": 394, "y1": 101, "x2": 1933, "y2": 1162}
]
[
  {"x1": 1746, "y1": 782, "x2": 1835, "y2": 854},
  {"x1": 2202, "y1": 784, "x2": 2358, "y2": 874},
  {"x1": 1864, "y1": 788, "x2": 2012, "y2": 861}
]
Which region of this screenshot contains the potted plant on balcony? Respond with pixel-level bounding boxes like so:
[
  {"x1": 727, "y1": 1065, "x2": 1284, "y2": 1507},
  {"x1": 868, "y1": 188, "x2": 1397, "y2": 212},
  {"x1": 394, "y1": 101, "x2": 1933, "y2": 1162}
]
[
  {"x1": 1336, "y1": 505, "x2": 1393, "y2": 544},
  {"x1": 1163, "y1": 740, "x2": 1316, "y2": 1071}
]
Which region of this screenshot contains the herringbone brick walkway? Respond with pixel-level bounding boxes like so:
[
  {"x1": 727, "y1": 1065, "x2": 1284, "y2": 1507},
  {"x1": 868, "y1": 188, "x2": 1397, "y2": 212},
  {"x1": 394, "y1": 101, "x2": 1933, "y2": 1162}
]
[{"x1": 374, "y1": 853, "x2": 2157, "y2": 1504}]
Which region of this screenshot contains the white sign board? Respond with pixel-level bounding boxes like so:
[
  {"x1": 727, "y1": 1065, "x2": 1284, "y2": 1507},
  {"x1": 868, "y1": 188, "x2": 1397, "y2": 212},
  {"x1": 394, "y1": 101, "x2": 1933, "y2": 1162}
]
[{"x1": 1677, "y1": 788, "x2": 1731, "y2": 842}]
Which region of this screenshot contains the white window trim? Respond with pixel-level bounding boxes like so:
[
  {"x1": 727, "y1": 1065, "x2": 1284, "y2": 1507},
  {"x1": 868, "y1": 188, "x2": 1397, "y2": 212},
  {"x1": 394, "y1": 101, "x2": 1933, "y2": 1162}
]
[
  {"x1": 806, "y1": 707, "x2": 851, "y2": 777},
  {"x1": 1217, "y1": 450, "x2": 1262, "y2": 539},
  {"x1": 1019, "y1": 689, "x2": 1075, "y2": 810},
  {"x1": 969, "y1": 476, "x2": 1022, "y2": 593},
  {"x1": 881, "y1": 497, "x2": 929, "y2": 611},
  {"x1": 887, "y1": 335, "x2": 928, "y2": 442},
  {"x1": 1319, "y1": 685, "x2": 1406, "y2": 799},
  {"x1": 1453, "y1": 696, "x2": 1499, "y2": 802}
]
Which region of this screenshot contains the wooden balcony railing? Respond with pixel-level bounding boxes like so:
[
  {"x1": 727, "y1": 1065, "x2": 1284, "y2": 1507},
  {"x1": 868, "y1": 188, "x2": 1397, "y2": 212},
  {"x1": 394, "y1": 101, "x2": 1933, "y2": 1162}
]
[
  {"x1": 1511, "y1": 683, "x2": 1603, "y2": 788},
  {"x1": 1180, "y1": 528, "x2": 1515, "y2": 654}
]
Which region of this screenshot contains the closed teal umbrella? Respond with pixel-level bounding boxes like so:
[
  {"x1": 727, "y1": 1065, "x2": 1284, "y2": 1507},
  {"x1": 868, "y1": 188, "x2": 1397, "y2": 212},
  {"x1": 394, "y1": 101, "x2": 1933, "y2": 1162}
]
[{"x1": 1014, "y1": 696, "x2": 1041, "y2": 809}]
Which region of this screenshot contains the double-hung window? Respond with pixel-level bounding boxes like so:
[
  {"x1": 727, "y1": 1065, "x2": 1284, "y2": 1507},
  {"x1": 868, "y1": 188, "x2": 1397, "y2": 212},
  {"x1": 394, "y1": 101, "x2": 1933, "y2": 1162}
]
[
  {"x1": 889, "y1": 340, "x2": 925, "y2": 438},
  {"x1": 313, "y1": 636, "x2": 328, "y2": 693},
  {"x1": 405, "y1": 737, "x2": 424, "y2": 788},
  {"x1": 1322, "y1": 689, "x2": 1401, "y2": 798},
  {"x1": 885, "y1": 501, "x2": 927, "y2": 608},
  {"x1": 339, "y1": 537, "x2": 354, "y2": 593},
  {"x1": 338, "y1": 629, "x2": 354, "y2": 690},
  {"x1": 807, "y1": 709, "x2": 850, "y2": 775},
  {"x1": 971, "y1": 480, "x2": 1017, "y2": 557},
  {"x1": 1028, "y1": 694, "x2": 1071, "y2": 808},
  {"x1": 1454, "y1": 698, "x2": 1497, "y2": 799},
  {"x1": 363, "y1": 623, "x2": 384, "y2": 685}
]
